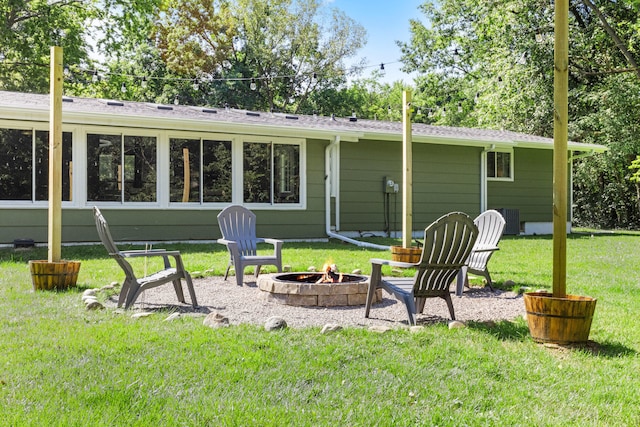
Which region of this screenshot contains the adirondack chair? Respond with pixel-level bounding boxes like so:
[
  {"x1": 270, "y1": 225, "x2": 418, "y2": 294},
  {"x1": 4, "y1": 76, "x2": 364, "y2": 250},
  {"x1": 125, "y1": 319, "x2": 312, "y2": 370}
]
[
  {"x1": 217, "y1": 205, "x2": 283, "y2": 286},
  {"x1": 93, "y1": 207, "x2": 198, "y2": 309},
  {"x1": 365, "y1": 212, "x2": 479, "y2": 325},
  {"x1": 455, "y1": 209, "x2": 506, "y2": 296}
]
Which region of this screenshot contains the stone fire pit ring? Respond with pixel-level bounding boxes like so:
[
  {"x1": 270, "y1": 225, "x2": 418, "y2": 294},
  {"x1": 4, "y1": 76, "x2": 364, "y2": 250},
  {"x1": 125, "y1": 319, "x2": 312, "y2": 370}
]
[{"x1": 257, "y1": 272, "x2": 383, "y2": 307}]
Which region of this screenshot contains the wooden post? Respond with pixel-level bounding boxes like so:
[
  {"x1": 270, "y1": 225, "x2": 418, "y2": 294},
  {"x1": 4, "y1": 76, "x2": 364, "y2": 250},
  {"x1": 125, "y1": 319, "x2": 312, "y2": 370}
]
[
  {"x1": 402, "y1": 90, "x2": 413, "y2": 249},
  {"x1": 553, "y1": 0, "x2": 568, "y2": 298},
  {"x1": 48, "y1": 46, "x2": 63, "y2": 263}
]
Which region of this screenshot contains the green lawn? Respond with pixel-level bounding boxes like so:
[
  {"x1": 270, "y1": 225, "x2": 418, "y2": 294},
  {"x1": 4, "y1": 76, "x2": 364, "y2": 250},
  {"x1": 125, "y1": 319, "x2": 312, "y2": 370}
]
[{"x1": 1, "y1": 232, "x2": 639, "y2": 426}]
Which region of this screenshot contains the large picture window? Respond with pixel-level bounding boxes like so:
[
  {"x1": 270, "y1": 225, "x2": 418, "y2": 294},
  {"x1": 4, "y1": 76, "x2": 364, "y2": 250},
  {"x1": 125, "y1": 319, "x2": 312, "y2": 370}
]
[
  {"x1": 243, "y1": 142, "x2": 300, "y2": 204},
  {"x1": 487, "y1": 150, "x2": 513, "y2": 180},
  {"x1": 87, "y1": 133, "x2": 157, "y2": 202},
  {"x1": 169, "y1": 138, "x2": 232, "y2": 203},
  {"x1": 0, "y1": 128, "x2": 72, "y2": 201}
]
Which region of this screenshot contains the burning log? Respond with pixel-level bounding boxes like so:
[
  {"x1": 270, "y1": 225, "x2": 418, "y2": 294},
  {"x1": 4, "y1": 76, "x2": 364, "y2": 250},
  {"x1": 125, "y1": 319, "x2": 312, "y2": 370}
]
[{"x1": 316, "y1": 263, "x2": 343, "y2": 283}]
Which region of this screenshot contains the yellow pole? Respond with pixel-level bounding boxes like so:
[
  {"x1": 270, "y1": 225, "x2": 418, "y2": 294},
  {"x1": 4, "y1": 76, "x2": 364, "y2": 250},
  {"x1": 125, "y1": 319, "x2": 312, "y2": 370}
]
[
  {"x1": 402, "y1": 90, "x2": 413, "y2": 249},
  {"x1": 48, "y1": 46, "x2": 63, "y2": 263},
  {"x1": 553, "y1": 0, "x2": 568, "y2": 298}
]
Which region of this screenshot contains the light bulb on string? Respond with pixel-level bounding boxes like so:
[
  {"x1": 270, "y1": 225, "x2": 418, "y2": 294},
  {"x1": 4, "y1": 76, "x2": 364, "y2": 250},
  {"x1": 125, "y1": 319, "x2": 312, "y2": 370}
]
[
  {"x1": 92, "y1": 71, "x2": 99, "y2": 83},
  {"x1": 380, "y1": 63, "x2": 385, "y2": 71},
  {"x1": 387, "y1": 105, "x2": 392, "y2": 115},
  {"x1": 120, "y1": 82, "x2": 126, "y2": 93},
  {"x1": 174, "y1": 96, "x2": 179, "y2": 105},
  {"x1": 192, "y1": 79, "x2": 199, "y2": 91},
  {"x1": 250, "y1": 79, "x2": 257, "y2": 90},
  {"x1": 141, "y1": 76, "x2": 148, "y2": 88},
  {"x1": 498, "y1": 76, "x2": 504, "y2": 85},
  {"x1": 458, "y1": 102, "x2": 463, "y2": 113},
  {"x1": 442, "y1": 107, "x2": 447, "y2": 117},
  {"x1": 474, "y1": 92, "x2": 480, "y2": 103},
  {"x1": 453, "y1": 48, "x2": 461, "y2": 63}
]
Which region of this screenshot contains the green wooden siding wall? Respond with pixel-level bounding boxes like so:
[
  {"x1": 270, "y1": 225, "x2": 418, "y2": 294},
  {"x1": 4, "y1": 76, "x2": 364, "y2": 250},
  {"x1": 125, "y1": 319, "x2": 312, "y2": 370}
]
[
  {"x1": 338, "y1": 140, "x2": 482, "y2": 235},
  {"x1": 486, "y1": 148, "x2": 554, "y2": 223},
  {"x1": 0, "y1": 141, "x2": 562, "y2": 244}
]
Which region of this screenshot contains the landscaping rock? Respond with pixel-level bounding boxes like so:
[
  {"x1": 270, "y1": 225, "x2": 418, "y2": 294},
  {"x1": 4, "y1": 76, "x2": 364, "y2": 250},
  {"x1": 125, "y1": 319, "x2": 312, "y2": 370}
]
[
  {"x1": 265, "y1": 316, "x2": 287, "y2": 331},
  {"x1": 131, "y1": 312, "x2": 154, "y2": 319},
  {"x1": 320, "y1": 323, "x2": 342, "y2": 334},
  {"x1": 368, "y1": 325, "x2": 392, "y2": 333},
  {"x1": 351, "y1": 268, "x2": 362, "y2": 275},
  {"x1": 100, "y1": 284, "x2": 116, "y2": 291},
  {"x1": 203, "y1": 312, "x2": 229, "y2": 328},
  {"x1": 86, "y1": 301, "x2": 104, "y2": 310},
  {"x1": 283, "y1": 265, "x2": 292, "y2": 272},
  {"x1": 448, "y1": 320, "x2": 466, "y2": 329},
  {"x1": 164, "y1": 312, "x2": 181, "y2": 322},
  {"x1": 83, "y1": 289, "x2": 97, "y2": 297},
  {"x1": 82, "y1": 296, "x2": 99, "y2": 305}
]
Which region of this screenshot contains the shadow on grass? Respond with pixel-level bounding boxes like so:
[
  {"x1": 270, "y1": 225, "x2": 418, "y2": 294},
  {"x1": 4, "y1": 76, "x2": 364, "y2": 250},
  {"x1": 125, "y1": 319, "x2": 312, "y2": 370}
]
[
  {"x1": 541, "y1": 340, "x2": 637, "y2": 358},
  {"x1": 466, "y1": 319, "x2": 531, "y2": 341},
  {"x1": 467, "y1": 320, "x2": 637, "y2": 358}
]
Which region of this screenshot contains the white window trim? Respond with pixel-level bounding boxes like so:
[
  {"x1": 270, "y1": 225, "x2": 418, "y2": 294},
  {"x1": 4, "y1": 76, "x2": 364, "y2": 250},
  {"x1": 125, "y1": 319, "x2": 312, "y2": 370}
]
[
  {"x1": 0, "y1": 121, "x2": 307, "y2": 210},
  {"x1": 239, "y1": 135, "x2": 306, "y2": 210},
  {"x1": 83, "y1": 127, "x2": 162, "y2": 208},
  {"x1": 486, "y1": 148, "x2": 514, "y2": 182}
]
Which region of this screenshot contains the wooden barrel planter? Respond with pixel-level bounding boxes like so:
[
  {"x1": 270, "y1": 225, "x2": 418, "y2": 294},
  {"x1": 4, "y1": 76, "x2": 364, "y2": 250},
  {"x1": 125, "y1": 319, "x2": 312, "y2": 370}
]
[
  {"x1": 390, "y1": 246, "x2": 422, "y2": 264},
  {"x1": 29, "y1": 260, "x2": 81, "y2": 291},
  {"x1": 524, "y1": 292, "x2": 597, "y2": 344}
]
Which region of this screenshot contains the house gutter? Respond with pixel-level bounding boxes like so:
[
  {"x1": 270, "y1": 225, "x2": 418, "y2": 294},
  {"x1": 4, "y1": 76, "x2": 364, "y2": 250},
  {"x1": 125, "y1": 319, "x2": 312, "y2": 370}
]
[
  {"x1": 480, "y1": 144, "x2": 495, "y2": 212},
  {"x1": 325, "y1": 136, "x2": 390, "y2": 251}
]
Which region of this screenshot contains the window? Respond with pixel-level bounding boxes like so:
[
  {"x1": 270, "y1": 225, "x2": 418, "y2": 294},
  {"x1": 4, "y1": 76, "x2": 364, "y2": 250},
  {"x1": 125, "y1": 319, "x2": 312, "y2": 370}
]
[
  {"x1": 0, "y1": 128, "x2": 72, "y2": 201},
  {"x1": 243, "y1": 142, "x2": 300, "y2": 204},
  {"x1": 87, "y1": 133, "x2": 157, "y2": 202},
  {"x1": 169, "y1": 138, "x2": 232, "y2": 203},
  {"x1": 487, "y1": 150, "x2": 513, "y2": 180}
]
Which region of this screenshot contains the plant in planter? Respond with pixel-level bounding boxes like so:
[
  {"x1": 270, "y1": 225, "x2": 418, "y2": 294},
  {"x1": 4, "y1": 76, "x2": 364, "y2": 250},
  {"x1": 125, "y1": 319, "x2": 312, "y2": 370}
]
[{"x1": 523, "y1": 1, "x2": 596, "y2": 344}]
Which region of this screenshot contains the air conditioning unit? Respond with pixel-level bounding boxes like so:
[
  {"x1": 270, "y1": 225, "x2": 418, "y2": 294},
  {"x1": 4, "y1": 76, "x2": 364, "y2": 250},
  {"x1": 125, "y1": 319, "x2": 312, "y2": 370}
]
[{"x1": 497, "y1": 208, "x2": 520, "y2": 235}]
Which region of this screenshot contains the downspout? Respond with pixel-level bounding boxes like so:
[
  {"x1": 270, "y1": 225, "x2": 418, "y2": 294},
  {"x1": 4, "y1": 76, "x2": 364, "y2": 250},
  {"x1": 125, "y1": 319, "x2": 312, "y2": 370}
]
[
  {"x1": 480, "y1": 144, "x2": 495, "y2": 212},
  {"x1": 325, "y1": 136, "x2": 389, "y2": 251}
]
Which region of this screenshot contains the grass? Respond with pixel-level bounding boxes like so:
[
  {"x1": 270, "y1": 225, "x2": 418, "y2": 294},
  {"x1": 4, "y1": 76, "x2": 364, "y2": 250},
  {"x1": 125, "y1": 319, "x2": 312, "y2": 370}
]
[{"x1": 1, "y1": 232, "x2": 639, "y2": 426}]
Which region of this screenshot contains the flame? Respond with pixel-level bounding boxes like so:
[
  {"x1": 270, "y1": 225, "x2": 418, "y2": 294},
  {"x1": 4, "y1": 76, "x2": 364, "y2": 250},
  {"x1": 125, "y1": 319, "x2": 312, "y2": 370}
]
[{"x1": 316, "y1": 262, "x2": 343, "y2": 283}]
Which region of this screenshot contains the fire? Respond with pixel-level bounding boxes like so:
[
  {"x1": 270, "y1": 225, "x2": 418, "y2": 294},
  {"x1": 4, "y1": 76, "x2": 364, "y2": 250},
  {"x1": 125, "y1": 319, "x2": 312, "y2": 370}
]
[{"x1": 316, "y1": 263, "x2": 343, "y2": 283}]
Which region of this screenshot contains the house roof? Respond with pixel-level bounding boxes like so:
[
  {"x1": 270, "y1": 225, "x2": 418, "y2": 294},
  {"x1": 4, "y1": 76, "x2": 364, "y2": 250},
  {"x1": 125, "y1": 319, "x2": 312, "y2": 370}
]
[{"x1": 0, "y1": 90, "x2": 607, "y2": 152}]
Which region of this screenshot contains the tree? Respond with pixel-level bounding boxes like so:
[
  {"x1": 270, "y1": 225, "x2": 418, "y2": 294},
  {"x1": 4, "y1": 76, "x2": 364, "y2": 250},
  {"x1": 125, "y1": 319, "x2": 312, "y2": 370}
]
[
  {"x1": 0, "y1": 0, "x2": 91, "y2": 92},
  {"x1": 399, "y1": 0, "x2": 640, "y2": 229},
  {"x1": 153, "y1": 0, "x2": 367, "y2": 112}
]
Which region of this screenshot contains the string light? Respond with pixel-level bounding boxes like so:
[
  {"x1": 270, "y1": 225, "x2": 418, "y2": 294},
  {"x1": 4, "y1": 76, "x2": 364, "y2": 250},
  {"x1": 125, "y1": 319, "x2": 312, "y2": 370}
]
[
  {"x1": 453, "y1": 49, "x2": 461, "y2": 63},
  {"x1": 1, "y1": 58, "x2": 480, "y2": 119}
]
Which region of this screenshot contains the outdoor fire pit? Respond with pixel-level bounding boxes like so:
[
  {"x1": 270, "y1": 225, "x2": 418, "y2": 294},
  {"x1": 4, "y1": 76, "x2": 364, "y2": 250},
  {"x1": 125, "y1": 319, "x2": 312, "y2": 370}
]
[{"x1": 257, "y1": 264, "x2": 382, "y2": 307}]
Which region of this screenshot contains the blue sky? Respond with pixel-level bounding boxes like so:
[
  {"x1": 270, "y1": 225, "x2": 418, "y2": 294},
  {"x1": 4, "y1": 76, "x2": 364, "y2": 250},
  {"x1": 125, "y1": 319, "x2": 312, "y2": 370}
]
[{"x1": 327, "y1": 0, "x2": 426, "y2": 83}]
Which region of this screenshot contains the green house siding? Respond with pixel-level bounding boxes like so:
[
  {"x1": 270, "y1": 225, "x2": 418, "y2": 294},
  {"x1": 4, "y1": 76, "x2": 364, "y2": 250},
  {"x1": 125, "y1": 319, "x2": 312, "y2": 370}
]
[
  {"x1": 487, "y1": 148, "x2": 553, "y2": 223},
  {"x1": 339, "y1": 140, "x2": 482, "y2": 234}
]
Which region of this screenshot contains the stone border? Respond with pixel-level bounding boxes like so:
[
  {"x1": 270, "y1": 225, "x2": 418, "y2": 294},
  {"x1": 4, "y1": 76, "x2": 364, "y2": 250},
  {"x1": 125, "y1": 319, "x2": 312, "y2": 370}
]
[{"x1": 257, "y1": 273, "x2": 382, "y2": 307}]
